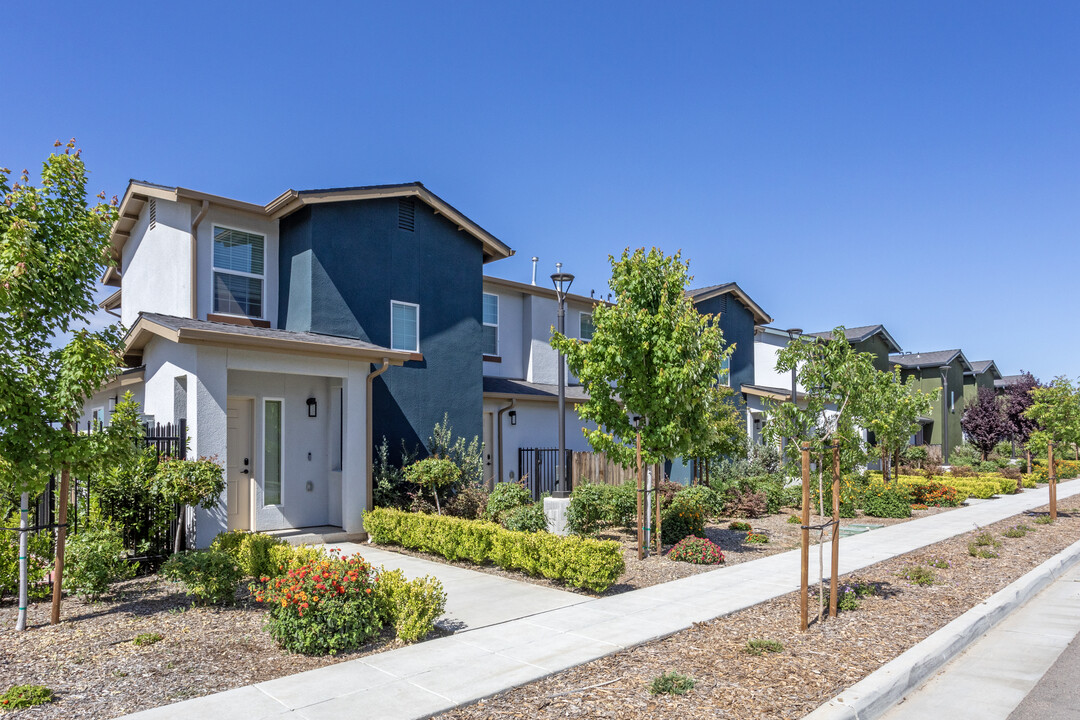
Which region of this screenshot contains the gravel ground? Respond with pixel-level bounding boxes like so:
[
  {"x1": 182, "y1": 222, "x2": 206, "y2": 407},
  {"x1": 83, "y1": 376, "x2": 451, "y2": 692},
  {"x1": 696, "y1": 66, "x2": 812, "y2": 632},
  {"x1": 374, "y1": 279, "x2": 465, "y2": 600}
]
[
  {"x1": 0, "y1": 578, "x2": 443, "y2": 720},
  {"x1": 438, "y1": 503, "x2": 1080, "y2": 720},
  {"x1": 371, "y1": 504, "x2": 957, "y2": 597}
]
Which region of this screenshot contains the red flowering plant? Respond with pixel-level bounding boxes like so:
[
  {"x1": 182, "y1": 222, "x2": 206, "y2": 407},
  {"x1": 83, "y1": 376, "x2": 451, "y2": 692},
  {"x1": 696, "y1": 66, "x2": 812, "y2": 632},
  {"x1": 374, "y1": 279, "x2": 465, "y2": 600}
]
[
  {"x1": 668, "y1": 536, "x2": 725, "y2": 565},
  {"x1": 251, "y1": 551, "x2": 385, "y2": 656}
]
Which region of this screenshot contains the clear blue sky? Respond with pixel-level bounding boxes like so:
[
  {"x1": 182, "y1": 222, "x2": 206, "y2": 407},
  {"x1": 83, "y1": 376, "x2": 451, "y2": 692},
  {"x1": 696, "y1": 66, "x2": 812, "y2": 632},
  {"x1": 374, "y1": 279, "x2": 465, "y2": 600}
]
[{"x1": 4, "y1": 2, "x2": 1077, "y2": 379}]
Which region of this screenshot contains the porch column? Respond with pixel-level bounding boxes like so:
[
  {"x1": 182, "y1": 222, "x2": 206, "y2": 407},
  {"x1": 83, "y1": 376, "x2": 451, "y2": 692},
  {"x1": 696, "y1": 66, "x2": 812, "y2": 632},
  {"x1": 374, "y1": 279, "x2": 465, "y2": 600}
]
[
  {"x1": 188, "y1": 346, "x2": 228, "y2": 548},
  {"x1": 341, "y1": 361, "x2": 368, "y2": 535}
]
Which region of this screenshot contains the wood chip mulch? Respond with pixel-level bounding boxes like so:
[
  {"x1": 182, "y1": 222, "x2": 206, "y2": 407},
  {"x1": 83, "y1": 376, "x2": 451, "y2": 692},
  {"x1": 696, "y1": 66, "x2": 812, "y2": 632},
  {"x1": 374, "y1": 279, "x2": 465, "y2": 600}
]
[
  {"x1": 439, "y1": 503, "x2": 1080, "y2": 720},
  {"x1": 0, "y1": 580, "x2": 443, "y2": 720}
]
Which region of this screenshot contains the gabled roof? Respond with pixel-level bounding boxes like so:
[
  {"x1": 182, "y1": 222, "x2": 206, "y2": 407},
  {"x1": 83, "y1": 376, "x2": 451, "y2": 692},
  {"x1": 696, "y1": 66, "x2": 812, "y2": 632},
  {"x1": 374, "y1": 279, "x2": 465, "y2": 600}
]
[
  {"x1": 995, "y1": 374, "x2": 1028, "y2": 389},
  {"x1": 966, "y1": 360, "x2": 1002, "y2": 380},
  {"x1": 807, "y1": 324, "x2": 902, "y2": 353},
  {"x1": 124, "y1": 312, "x2": 413, "y2": 366},
  {"x1": 482, "y1": 275, "x2": 611, "y2": 307},
  {"x1": 686, "y1": 282, "x2": 773, "y2": 325},
  {"x1": 888, "y1": 349, "x2": 973, "y2": 372},
  {"x1": 107, "y1": 180, "x2": 514, "y2": 276}
]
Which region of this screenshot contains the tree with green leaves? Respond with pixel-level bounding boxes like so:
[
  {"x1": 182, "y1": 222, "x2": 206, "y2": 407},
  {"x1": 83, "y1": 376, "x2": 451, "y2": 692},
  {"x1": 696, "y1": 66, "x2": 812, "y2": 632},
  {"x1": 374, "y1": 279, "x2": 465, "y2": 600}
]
[
  {"x1": 762, "y1": 327, "x2": 879, "y2": 476},
  {"x1": 0, "y1": 141, "x2": 122, "y2": 629},
  {"x1": 550, "y1": 247, "x2": 739, "y2": 468},
  {"x1": 864, "y1": 368, "x2": 938, "y2": 482},
  {"x1": 1025, "y1": 376, "x2": 1080, "y2": 462}
]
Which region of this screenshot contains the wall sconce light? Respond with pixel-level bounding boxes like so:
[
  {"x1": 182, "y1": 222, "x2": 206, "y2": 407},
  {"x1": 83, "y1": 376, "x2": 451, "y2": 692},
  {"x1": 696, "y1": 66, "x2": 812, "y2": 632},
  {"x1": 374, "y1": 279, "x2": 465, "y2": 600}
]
[
  {"x1": 108, "y1": 395, "x2": 118, "y2": 411},
  {"x1": 306, "y1": 397, "x2": 317, "y2": 418},
  {"x1": 508, "y1": 410, "x2": 517, "y2": 426}
]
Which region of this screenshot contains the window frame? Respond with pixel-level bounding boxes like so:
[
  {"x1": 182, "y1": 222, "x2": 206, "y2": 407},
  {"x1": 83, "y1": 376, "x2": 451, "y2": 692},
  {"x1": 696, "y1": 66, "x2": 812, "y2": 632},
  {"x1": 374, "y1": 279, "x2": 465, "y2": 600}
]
[
  {"x1": 482, "y1": 292, "x2": 500, "y2": 357},
  {"x1": 262, "y1": 397, "x2": 284, "y2": 508},
  {"x1": 579, "y1": 311, "x2": 594, "y2": 342},
  {"x1": 719, "y1": 355, "x2": 731, "y2": 387},
  {"x1": 390, "y1": 300, "x2": 420, "y2": 353},
  {"x1": 212, "y1": 224, "x2": 267, "y2": 320}
]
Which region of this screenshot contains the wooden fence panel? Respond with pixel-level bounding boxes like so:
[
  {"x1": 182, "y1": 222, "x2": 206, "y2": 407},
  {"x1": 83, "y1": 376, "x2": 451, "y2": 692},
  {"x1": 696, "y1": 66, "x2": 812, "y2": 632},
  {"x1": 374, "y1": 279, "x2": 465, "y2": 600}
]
[{"x1": 570, "y1": 451, "x2": 638, "y2": 488}]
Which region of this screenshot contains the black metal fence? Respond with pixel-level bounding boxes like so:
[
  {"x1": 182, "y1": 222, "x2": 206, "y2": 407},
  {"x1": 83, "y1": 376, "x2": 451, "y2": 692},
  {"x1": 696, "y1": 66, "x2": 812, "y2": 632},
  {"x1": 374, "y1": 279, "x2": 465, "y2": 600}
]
[
  {"x1": 30, "y1": 419, "x2": 187, "y2": 563},
  {"x1": 517, "y1": 447, "x2": 571, "y2": 500}
]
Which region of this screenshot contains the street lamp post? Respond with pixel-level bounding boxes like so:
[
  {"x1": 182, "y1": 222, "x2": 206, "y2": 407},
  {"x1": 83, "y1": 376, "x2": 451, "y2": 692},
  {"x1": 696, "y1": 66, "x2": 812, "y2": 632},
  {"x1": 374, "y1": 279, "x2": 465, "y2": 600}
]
[
  {"x1": 551, "y1": 264, "x2": 575, "y2": 498},
  {"x1": 785, "y1": 328, "x2": 803, "y2": 458}
]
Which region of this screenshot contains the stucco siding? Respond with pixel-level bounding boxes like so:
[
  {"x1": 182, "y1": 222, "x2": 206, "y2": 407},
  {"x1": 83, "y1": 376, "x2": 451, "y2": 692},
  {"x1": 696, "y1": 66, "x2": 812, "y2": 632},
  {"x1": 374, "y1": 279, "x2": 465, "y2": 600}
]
[
  {"x1": 120, "y1": 198, "x2": 191, "y2": 329},
  {"x1": 196, "y1": 205, "x2": 280, "y2": 326}
]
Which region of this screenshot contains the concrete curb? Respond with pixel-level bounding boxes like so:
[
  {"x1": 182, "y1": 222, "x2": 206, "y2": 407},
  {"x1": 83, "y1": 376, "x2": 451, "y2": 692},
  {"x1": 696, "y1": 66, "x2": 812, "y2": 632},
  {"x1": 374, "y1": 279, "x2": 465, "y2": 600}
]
[{"x1": 804, "y1": 535, "x2": 1080, "y2": 720}]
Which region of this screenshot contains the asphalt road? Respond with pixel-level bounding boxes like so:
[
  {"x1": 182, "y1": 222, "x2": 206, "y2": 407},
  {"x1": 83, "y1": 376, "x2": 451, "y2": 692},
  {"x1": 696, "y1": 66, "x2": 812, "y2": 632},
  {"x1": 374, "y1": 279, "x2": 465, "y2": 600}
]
[{"x1": 1009, "y1": 631, "x2": 1080, "y2": 720}]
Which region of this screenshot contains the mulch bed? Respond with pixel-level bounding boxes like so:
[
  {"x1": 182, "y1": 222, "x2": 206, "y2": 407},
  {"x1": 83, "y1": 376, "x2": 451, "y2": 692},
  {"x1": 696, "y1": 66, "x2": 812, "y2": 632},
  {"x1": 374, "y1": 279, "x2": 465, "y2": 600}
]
[
  {"x1": 0, "y1": 579, "x2": 442, "y2": 720},
  {"x1": 370, "y1": 504, "x2": 956, "y2": 596},
  {"x1": 439, "y1": 502, "x2": 1080, "y2": 720}
]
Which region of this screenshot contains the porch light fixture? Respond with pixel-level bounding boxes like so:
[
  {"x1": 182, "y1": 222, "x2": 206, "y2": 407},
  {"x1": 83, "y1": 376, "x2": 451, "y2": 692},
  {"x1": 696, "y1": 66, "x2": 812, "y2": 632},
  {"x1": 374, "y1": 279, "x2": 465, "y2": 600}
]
[
  {"x1": 108, "y1": 395, "x2": 119, "y2": 411},
  {"x1": 306, "y1": 397, "x2": 317, "y2": 418},
  {"x1": 508, "y1": 410, "x2": 517, "y2": 426}
]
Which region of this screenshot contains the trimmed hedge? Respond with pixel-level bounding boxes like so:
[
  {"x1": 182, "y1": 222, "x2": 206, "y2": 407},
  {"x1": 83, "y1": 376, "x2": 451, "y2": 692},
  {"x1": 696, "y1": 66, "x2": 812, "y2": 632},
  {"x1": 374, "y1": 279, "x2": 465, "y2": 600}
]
[{"x1": 363, "y1": 507, "x2": 624, "y2": 593}]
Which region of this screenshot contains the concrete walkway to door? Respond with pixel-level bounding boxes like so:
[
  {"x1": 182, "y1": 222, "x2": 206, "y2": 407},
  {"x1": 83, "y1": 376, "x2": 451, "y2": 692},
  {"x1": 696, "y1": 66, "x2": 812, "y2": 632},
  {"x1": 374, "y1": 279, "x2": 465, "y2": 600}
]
[{"x1": 330, "y1": 542, "x2": 588, "y2": 632}]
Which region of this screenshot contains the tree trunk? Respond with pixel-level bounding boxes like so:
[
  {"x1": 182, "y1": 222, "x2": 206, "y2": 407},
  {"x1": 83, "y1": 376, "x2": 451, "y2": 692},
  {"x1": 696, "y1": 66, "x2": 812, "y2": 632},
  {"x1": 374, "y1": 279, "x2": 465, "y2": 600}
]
[
  {"x1": 881, "y1": 448, "x2": 890, "y2": 484},
  {"x1": 433, "y1": 486, "x2": 441, "y2": 515},
  {"x1": 173, "y1": 505, "x2": 185, "y2": 555},
  {"x1": 16, "y1": 492, "x2": 28, "y2": 632},
  {"x1": 50, "y1": 466, "x2": 70, "y2": 625}
]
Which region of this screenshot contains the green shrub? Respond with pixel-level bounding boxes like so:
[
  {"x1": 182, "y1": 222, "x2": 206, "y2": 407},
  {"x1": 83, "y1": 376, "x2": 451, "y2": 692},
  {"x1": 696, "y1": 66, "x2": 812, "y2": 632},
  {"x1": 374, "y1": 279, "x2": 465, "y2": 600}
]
[
  {"x1": 132, "y1": 632, "x2": 163, "y2": 647},
  {"x1": 374, "y1": 568, "x2": 447, "y2": 643},
  {"x1": 63, "y1": 526, "x2": 136, "y2": 601},
  {"x1": 661, "y1": 492, "x2": 707, "y2": 544},
  {"x1": 485, "y1": 482, "x2": 532, "y2": 523},
  {"x1": 898, "y1": 564, "x2": 935, "y2": 585},
  {"x1": 265, "y1": 543, "x2": 331, "y2": 577},
  {"x1": 503, "y1": 503, "x2": 548, "y2": 533},
  {"x1": 0, "y1": 684, "x2": 53, "y2": 710},
  {"x1": 830, "y1": 581, "x2": 876, "y2": 612},
  {"x1": 211, "y1": 531, "x2": 288, "y2": 579},
  {"x1": 565, "y1": 481, "x2": 638, "y2": 536},
  {"x1": 363, "y1": 508, "x2": 624, "y2": 593},
  {"x1": 744, "y1": 532, "x2": 768, "y2": 544},
  {"x1": 968, "y1": 531, "x2": 1001, "y2": 558},
  {"x1": 1035, "y1": 515, "x2": 1055, "y2": 525},
  {"x1": 649, "y1": 671, "x2": 696, "y2": 696},
  {"x1": 255, "y1": 553, "x2": 383, "y2": 655},
  {"x1": 951, "y1": 444, "x2": 982, "y2": 467},
  {"x1": 445, "y1": 484, "x2": 489, "y2": 520},
  {"x1": 787, "y1": 514, "x2": 802, "y2": 524},
  {"x1": 676, "y1": 484, "x2": 722, "y2": 518},
  {"x1": 809, "y1": 477, "x2": 858, "y2": 518},
  {"x1": 902, "y1": 445, "x2": 930, "y2": 467},
  {"x1": 0, "y1": 514, "x2": 53, "y2": 602},
  {"x1": 1003, "y1": 524, "x2": 1029, "y2": 538},
  {"x1": 608, "y1": 481, "x2": 638, "y2": 527},
  {"x1": 210, "y1": 529, "x2": 249, "y2": 557},
  {"x1": 160, "y1": 549, "x2": 242, "y2": 605},
  {"x1": 860, "y1": 482, "x2": 911, "y2": 518},
  {"x1": 728, "y1": 521, "x2": 751, "y2": 531},
  {"x1": 668, "y1": 536, "x2": 724, "y2": 564},
  {"x1": 404, "y1": 457, "x2": 461, "y2": 515},
  {"x1": 744, "y1": 638, "x2": 784, "y2": 655}
]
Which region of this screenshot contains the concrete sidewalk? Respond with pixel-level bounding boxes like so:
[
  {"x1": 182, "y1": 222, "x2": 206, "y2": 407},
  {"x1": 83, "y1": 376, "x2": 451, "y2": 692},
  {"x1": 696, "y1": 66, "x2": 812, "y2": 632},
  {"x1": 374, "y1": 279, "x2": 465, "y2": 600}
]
[
  {"x1": 332, "y1": 542, "x2": 586, "y2": 632},
  {"x1": 123, "y1": 480, "x2": 1080, "y2": 720},
  {"x1": 878, "y1": 559, "x2": 1080, "y2": 720}
]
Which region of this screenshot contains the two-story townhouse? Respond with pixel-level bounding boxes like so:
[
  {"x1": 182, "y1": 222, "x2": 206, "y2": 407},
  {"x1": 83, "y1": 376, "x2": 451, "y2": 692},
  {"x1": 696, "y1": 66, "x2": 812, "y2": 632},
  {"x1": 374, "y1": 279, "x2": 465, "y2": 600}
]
[
  {"x1": 889, "y1": 349, "x2": 973, "y2": 464},
  {"x1": 964, "y1": 360, "x2": 1003, "y2": 405},
  {"x1": 82, "y1": 180, "x2": 513, "y2": 546},
  {"x1": 479, "y1": 275, "x2": 602, "y2": 489}
]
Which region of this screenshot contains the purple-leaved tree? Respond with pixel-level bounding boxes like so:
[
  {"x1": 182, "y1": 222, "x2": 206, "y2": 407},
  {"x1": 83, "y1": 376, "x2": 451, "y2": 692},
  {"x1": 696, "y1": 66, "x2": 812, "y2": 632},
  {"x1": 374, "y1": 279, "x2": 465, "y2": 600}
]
[
  {"x1": 1004, "y1": 372, "x2": 1041, "y2": 465},
  {"x1": 960, "y1": 386, "x2": 1010, "y2": 461}
]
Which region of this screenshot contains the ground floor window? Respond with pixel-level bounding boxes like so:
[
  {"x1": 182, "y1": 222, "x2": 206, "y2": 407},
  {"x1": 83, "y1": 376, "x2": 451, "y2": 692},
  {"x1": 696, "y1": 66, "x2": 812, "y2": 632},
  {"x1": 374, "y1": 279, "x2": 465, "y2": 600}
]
[{"x1": 264, "y1": 399, "x2": 282, "y2": 506}]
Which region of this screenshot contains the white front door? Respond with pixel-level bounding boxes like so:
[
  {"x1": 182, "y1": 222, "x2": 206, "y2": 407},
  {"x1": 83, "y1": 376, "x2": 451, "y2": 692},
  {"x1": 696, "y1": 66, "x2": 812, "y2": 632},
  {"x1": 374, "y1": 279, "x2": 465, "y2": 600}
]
[
  {"x1": 483, "y1": 412, "x2": 494, "y2": 489},
  {"x1": 226, "y1": 398, "x2": 254, "y2": 531}
]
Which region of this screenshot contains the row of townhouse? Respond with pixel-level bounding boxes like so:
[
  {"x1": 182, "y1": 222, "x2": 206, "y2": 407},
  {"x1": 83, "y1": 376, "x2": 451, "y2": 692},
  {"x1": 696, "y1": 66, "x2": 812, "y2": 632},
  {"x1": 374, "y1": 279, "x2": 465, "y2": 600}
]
[{"x1": 80, "y1": 179, "x2": 1015, "y2": 546}]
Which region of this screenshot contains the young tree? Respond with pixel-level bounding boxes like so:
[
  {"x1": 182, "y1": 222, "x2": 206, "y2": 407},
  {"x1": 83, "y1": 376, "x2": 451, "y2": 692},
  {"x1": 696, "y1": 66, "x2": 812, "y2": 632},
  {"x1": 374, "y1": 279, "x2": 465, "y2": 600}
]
[
  {"x1": 865, "y1": 368, "x2": 938, "y2": 482},
  {"x1": 1003, "y1": 372, "x2": 1040, "y2": 467},
  {"x1": 1025, "y1": 376, "x2": 1080, "y2": 462},
  {"x1": 960, "y1": 387, "x2": 1010, "y2": 461},
  {"x1": 0, "y1": 142, "x2": 121, "y2": 629},
  {"x1": 550, "y1": 247, "x2": 738, "y2": 468}
]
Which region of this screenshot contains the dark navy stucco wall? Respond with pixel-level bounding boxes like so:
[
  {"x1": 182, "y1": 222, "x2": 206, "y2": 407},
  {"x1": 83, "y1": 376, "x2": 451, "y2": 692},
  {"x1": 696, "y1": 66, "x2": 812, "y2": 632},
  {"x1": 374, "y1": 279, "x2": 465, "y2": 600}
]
[
  {"x1": 278, "y1": 198, "x2": 483, "y2": 462},
  {"x1": 694, "y1": 293, "x2": 756, "y2": 399}
]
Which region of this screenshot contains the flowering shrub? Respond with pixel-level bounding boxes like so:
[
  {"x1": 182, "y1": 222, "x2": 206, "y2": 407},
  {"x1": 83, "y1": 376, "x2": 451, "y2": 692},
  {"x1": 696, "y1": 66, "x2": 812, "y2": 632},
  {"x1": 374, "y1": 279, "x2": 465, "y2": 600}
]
[
  {"x1": 0, "y1": 685, "x2": 52, "y2": 710},
  {"x1": 661, "y1": 493, "x2": 707, "y2": 544},
  {"x1": 906, "y1": 481, "x2": 960, "y2": 507},
  {"x1": 927, "y1": 556, "x2": 950, "y2": 569},
  {"x1": 255, "y1": 552, "x2": 384, "y2": 655},
  {"x1": 860, "y1": 482, "x2": 911, "y2": 518},
  {"x1": 668, "y1": 536, "x2": 725, "y2": 565},
  {"x1": 829, "y1": 580, "x2": 876, "y2": 612},
  {"x1": 744, "y1": 532, "x2": 768, "y2": 544},
  {"x1": 911, "y1": 503, "x2": 928, "y2": 510},
  {"x1": 1003, "y1": 524, "x2": 1030, "y2": 538},
  {"x1": 728, "y1": 521, "x2": 751, "y2": 531}
]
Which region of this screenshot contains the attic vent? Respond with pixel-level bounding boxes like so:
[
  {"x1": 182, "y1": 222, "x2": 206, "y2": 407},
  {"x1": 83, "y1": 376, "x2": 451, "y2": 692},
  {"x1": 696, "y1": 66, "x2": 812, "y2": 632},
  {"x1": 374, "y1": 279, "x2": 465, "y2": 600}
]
[
  {"x1": 398, "y1": 198, "x2": 415, "y2": 232},
  {"x1": 148, "y1": 198, "x2": 157, "y2": 231},
  {"x1": 718, "y1": 294, "x2": 728, "y2": 313}
]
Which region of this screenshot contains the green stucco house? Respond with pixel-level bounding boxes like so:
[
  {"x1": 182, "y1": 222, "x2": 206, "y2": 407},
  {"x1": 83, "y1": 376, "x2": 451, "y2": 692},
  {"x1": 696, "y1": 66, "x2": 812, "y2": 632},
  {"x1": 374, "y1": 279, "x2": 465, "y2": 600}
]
[
  {"x1": 807, "y1": 324, "x2": 903, "y2": 373},
  {"x1": 964, "y1": 360, "x2": 1002, "y2": 405},
  {"x1": 889, "y1": 349, "x2": 973, "y2": 465}
]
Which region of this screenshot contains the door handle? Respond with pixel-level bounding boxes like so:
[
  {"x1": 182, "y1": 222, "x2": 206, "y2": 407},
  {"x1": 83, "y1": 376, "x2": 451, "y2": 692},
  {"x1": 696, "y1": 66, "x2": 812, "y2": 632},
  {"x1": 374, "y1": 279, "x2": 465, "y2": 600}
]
[{"x1": 240, "y1": 469, "x2": 250, "y2": 474}]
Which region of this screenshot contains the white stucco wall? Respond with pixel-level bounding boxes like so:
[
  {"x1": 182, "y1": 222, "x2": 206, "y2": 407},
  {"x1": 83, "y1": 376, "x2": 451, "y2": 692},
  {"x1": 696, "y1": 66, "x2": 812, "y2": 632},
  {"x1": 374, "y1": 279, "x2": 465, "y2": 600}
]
[
  {"x1": 482, "y1": 398, "x2": 594, "y2": 484},
  {"x1": 481, "y1": 287, "x2": 525, "y2": 379},
  {"x1": 76, "y1": 383, "x2": 146, "y2": 428},
  {"x1": 120, "y1": 198, "x2": 192, "y2": 329},
  {"x1": 196, "y1": 206, "x2": 279, "y2": 326}
]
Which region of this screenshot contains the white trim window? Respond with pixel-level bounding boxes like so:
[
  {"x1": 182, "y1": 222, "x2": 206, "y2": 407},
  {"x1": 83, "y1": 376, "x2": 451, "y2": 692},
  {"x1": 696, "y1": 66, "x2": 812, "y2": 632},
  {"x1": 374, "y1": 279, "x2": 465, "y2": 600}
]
[
  {"x1": 213, "y1": 225, "x2": 265, "y2": 318},
  {"x1": 482, "y1": 293, "x2": 499, "y2": 356},
  {"x1": 263, "y1": 398, "x2": 283, "y2": 506},
  {"x1": 579, "y1": 312, "x2": 595, "y2": 342},
  {"x1": 391, "y1": 300, "x2": 420, "y2": 352},
  {"x1": 719, "y1": 355, "x2": 731, "y2": 386}
]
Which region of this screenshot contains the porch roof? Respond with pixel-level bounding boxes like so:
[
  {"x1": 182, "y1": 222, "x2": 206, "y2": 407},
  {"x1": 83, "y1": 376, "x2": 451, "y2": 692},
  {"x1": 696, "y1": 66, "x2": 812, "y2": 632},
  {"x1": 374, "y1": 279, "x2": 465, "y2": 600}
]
[
  {"x1": 483, "y1": 376, "x2": 590, "y2": 403},
  {"x1": 124, "y1": 313, "x2": 414, "y2": 365},
  {"x1": 741, "y1": 383, "x2": 809, "y2": 402}
]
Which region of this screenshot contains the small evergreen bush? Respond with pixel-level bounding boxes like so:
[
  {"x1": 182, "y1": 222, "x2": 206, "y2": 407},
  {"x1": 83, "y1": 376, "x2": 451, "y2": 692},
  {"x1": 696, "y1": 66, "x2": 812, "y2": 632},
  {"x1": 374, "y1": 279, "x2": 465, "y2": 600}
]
[
  {"x1": 649, "y1": 671, "x2": 696, "y2": 696},
  {"x1": 503, "y1": 503, "x2": 547, "y2": 533},
  {"x1": 661, "y1": 492, "x2": 707, "y2": 544},
  {"x1": 0, "y1": 685, "x2": 53, "y2": 710},
  {"x1": 160, "y1": 549, "x2": 242, "y2": 605},
  {"x1": 373, "y1": 568, "x2": 447, "y2": 643},
  {"x1": 63, "y1": 526, "x2": 136, "y2": 601},
  {"x1": 132, "y1": 632, "x2": 163, "y2": 647},
  {"x1": 744, "y1": 639, "x2": 783, "y2": 655},
  {"x1": 485, "y1": 482, "x2": 532, "y2": 523}
]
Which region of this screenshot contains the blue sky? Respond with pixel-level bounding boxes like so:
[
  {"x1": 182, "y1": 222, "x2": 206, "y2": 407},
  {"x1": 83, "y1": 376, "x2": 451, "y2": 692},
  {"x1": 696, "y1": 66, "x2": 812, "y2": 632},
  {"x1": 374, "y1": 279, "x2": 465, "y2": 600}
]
[{"x1": 4, "y1": 2, "x2": 1077, "y2": 379}]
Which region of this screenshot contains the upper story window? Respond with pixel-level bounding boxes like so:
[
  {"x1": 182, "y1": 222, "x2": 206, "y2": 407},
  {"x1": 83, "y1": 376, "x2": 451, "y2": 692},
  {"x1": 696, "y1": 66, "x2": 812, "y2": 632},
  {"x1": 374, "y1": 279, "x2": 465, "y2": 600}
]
[
  {"x1": 720, "y1": 355, "x2": 731, "y2": 386},
  {"x1": 580, "y1": 312, "x2": 595, "y2": 341},
  {"x1": 391, "y1": 300, "x2": 419, "y2": 352},
  {"x1": 213, "y1": 226, "x2": 265, "y2": 318},
  {"x1": 482, "y1": 293, "x2": 499, "y2": 356}
]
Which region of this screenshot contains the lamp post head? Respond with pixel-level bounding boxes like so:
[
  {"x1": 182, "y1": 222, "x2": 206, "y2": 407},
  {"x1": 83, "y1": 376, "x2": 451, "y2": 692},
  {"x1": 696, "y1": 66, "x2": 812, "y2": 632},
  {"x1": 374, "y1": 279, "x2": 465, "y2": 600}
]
[{"x1": 551, "y1": 271, "x2": 575, "y2": 299}]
